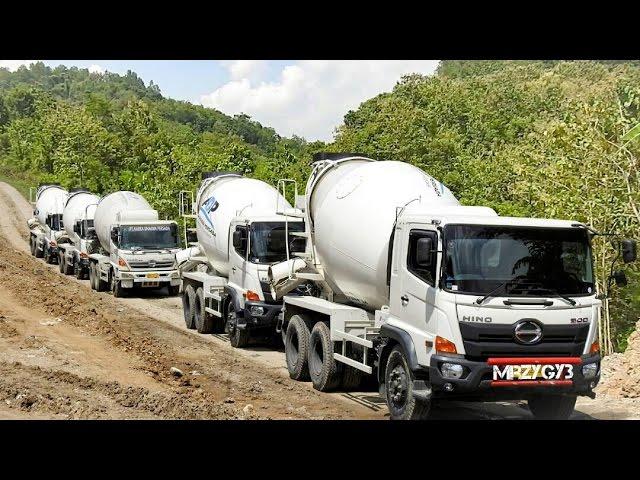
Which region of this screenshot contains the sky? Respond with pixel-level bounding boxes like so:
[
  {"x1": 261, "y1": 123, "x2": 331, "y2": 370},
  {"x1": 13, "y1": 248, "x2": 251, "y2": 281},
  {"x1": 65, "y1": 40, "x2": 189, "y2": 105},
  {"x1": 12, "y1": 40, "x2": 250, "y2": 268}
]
[{"x1": 0, "y1": 60, "x2": 440, "y2": 142}]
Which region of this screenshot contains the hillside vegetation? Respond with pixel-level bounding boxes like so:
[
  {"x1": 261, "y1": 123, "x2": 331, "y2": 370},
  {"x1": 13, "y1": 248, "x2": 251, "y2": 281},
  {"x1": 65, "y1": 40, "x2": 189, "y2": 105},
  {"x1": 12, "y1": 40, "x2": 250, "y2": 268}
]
[{"x1": 0, "y1": 60, "x2": 638, "y2": 351}]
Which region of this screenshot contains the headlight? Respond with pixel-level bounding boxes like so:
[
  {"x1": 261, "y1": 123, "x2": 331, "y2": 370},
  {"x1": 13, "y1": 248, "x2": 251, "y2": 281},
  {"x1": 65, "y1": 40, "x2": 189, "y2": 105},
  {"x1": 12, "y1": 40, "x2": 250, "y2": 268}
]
[
  {"x1": 117, "y1": 257, "x2": 130, "y2": 271},
  {"x1": 250, "y1": 306, "x2": 265, "y2": 316},
  {"x1": 582, "y1": 363, "x2": 599, "y2": 380},
  {"x1": 440, "y1": 362, "x2": 464, "y2": 379}
]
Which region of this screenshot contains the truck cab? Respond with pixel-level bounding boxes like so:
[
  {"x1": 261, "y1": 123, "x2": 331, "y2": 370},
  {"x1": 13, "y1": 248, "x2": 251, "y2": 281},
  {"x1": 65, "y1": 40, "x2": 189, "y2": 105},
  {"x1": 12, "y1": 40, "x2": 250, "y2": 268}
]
[
  {"x1": 58, "y1": 217, "x2": 99, "y2": 278},
  {"x1": 226, "y1": 215, "x2": 306, "y2": 342},
  {"x1": 382, "y1": 206, "x2": 605, "y2": 410},
  {"x1": 89, "y1": 219, "x2": 181, "y2": 297}
]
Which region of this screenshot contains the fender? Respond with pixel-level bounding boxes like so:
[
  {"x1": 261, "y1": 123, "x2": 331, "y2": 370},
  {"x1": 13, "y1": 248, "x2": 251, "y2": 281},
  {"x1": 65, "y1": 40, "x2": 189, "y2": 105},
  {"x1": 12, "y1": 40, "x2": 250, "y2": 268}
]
[
  {"x1": 224, "y1": 286, "x2": 243, "y2": 316},
  {"x1": 379, "y1": 323, "x2": 420, "y2": 376}
]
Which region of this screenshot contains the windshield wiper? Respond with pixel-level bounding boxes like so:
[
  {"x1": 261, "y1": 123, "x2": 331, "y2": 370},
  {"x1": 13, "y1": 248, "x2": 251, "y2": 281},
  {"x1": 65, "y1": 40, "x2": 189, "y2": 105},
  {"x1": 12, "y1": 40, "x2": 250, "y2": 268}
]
[
  {"x1": 525, "y1": 284, "x2": 577, "y2": 306},
  {"x1": 475, "y1": 277, "x2": 525, "y2": 305}
]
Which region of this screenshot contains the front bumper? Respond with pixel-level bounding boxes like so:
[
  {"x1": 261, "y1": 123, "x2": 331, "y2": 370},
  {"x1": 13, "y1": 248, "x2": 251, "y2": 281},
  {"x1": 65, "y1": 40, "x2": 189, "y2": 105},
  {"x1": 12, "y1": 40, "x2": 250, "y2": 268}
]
[
  {"x1": 237, "y1": 301, "x2": 282, "y2": 331},
  {"x1": 118, "y1": 270, "x2": 180, "y2": 288},
  {"x1": 424, "y1": 354, "x2": 601, "y2": 400}
]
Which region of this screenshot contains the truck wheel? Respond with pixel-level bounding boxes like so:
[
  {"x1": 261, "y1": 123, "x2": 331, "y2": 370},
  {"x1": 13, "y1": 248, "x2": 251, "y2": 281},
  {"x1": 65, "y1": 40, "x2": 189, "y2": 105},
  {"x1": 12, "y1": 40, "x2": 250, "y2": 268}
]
[
  {"x1": 285, "y1": 315, "x2": 311, "y2": 381},
  {"x1": 74, "y1": 261, "x2": 84, "y2": 279},
  {"x1": 111, "y1": 277, "x2": 125, "y2": 298},
  {"x1": 341, "y1": 366, "x2": 363, "y2": 391},
  {"x1": 34, "y1": 239, "x2": 44, "y2": 258},
  {"x1": 89, "y1": 264, "x2": 96, "y2": 290},
  {"x1": 58, "y1": 253, "x2": 65, "y2": 273},
  {"x1": 64, "y1": 257, "x2": 74, "y2": 275},
  {"x1": 96, "y1": 268, "x2": 109, "y2": 292},
  {"x1": 168, "y1": 285, "x2": 180, "y2": 296},
  {"x1": 182, "y1": 284, "x2": 196, "y2": 329},
  {"x1": 43, "y1": 245, "x2": 52, "y2": 263},
  {"x1": 308, "y1": 321, "x2": 341, "y2": 392},
  {"x1": 528, "y1": 394, "x2": 576, "y2": 420},
  {"x1": 384, "y1": 346, "x2": 431, "y2": 420},
  {"x1": 30, "y1": 237, "x2": 36, "y2": 256},
  {"x1": 227, "y1": 305, "x2": 249, "y2": 348},
  {"x1": 194, "y1": 287, "x2": 214, "y2": 334}
]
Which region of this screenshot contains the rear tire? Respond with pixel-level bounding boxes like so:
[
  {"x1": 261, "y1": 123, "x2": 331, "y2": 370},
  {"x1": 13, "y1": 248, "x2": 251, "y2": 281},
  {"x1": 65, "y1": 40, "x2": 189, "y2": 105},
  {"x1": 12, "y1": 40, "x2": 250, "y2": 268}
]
[
  {"x1": 58, "y1": 253, "x2": 65, "y2": 273},
  {"x1": 384, "y1": 346, "x2": 431, "y2": 420},
  {"x1": 89, "y1": 264, "x2": 97, "y2": 290},
  {"x1": 74, "y1": 261, "x2": 84, "y2": 279},
  {"x1": 182, "y1": 284, "x2": 196, "y2": 329},
  {"x1": 285, "y1": 315, "x2": 311, "y2": 381},
  {"x1": 30, "y1": 237, "x2": 36, "y2": 256},
  {"x1": 194, "y1": 287, "x2": 214, "y2": 334},
  {"x1": 528, "y1": 394, "x2": 576, "y2": 420},
  {"x1": 341, "y1": 365, "x2": 363, "y2": 391},
  {"x1": 308, "y1": 321, "x2": 341, "y2": 392}
]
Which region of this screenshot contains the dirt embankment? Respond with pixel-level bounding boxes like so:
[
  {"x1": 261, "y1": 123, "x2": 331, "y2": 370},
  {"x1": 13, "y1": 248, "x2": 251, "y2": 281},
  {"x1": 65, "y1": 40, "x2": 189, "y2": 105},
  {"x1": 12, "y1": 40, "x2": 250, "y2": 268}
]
[
  {"x1": 0, "y1": 184, "x2": 381, "y2": 419},
  {"x1": 599, "y1": 320, "x2": 640, "y2": 399}
]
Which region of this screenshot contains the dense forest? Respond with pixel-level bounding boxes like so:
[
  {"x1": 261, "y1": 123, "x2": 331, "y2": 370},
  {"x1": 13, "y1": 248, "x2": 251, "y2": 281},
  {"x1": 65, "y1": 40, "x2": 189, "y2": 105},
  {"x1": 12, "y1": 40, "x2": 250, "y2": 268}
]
[{"x1": 0, "y1": 60, "x2": 638, "y2": 352}]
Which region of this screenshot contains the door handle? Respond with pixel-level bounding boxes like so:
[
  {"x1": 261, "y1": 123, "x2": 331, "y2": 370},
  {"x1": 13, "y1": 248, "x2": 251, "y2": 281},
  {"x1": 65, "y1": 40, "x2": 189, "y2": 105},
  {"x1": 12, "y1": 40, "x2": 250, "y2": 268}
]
[{"x1": 400, "y1": 295, "x2": 409, "y2": 306}]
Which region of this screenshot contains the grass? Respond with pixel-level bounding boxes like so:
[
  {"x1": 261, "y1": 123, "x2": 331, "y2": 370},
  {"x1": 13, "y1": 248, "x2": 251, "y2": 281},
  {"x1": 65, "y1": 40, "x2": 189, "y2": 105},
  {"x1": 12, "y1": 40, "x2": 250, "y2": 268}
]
[{"x1": 0, "y1": 166, "x2": 38, "y2": 200}]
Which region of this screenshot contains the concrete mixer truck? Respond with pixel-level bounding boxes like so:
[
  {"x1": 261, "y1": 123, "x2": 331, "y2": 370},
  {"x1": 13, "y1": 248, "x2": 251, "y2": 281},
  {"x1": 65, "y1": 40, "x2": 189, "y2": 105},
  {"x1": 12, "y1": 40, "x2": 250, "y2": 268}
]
[
  {"x1": 275, "y1": 153, "x2": 637, "y2": 420},
  {"x1": 177, "y1": 172, "x2": 305, "y2": 348},
  {"x1": 28, "y1": 184, "x2": 69, "y2": 264},
  {"x1": 88, "y1": 191, "x2": 181, "y2": 297},
  {"x1": 57, "y1": 189, "x2": 101, "y2": 279}
]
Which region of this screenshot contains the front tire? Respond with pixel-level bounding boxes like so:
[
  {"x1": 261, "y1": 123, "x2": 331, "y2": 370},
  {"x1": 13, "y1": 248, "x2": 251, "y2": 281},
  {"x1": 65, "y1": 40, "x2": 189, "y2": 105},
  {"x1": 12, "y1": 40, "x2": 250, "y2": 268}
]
[
  {"x1": 528, "y1": 394, "x2": 576, "y2": 420},
  {"x1": 30, "y1": 237, "x2": 36, "y2": 256},
  {"x1": 384, "y1": 346, "x2": 431, "y2": 420},
  {"x1": 227, "y1": 304, "x2": 249, "y2": 348},
  {"x1": 63, "y1": 256, "x2": 74, "y2": 275},
  {"x1": 74, "y1": 261, "x2": 84, "y2": 279},
  {"x1": 58, "y1": 253, "x2": 65, "y2": 273},
  {"x1": 285, "y1": 315, "x2": 311, "y2": 381},
  {"x1": 110, "y1": 273, "x2": 125, "y2": 298},
  {"x1": 34, "y1": 239, "x2": 43, "y2": 258},
  {"x1": 308, "y1": 321, "x2": 341, "y2": 392}
]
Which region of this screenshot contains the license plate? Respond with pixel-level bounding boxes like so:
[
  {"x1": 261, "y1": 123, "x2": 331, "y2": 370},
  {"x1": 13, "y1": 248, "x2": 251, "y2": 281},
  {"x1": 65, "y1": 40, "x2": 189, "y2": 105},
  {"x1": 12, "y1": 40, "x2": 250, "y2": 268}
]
[
  {"x1": 146, "y1": 273, "x2": 159, "y2": 279},
  {"x1": 489, "y1": 358, "x2": 580, "y2": 385},
  {"x1": 143, "y1": 281, "x2": 160, "y2": 288}
]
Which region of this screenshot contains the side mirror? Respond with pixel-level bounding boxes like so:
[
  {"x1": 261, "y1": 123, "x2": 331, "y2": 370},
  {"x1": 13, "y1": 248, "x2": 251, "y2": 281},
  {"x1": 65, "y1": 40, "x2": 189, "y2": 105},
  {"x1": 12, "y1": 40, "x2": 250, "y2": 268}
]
[
  {"x1": 232, "y1": 230, "x2": 244, "y2": 249},
  {"x1": 290, "y1": 237, "x2": 306, "y2": 253},
  {"x1": 416, "y1": 237, "x2": 434, "y2": 268},
  {"x1": 110, "y1": 227, "x2": 119, "y2": 244},
  {"x1": 612, "y1": 270, "x2": 628, "y2": 287},
  {"x1": 622, "y1": 239, "x2": 637, "y2": 264}
]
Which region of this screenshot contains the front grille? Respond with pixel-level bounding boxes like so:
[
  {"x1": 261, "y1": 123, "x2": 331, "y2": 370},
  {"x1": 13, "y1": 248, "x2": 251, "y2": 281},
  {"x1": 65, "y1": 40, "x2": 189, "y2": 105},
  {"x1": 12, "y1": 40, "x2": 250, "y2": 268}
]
[
  {"x1": 460, "y1": 322, "x2": 589, "y2": 360},
  {"x1": 128, "y1": 260, "x2": 175, "y2": 270}
]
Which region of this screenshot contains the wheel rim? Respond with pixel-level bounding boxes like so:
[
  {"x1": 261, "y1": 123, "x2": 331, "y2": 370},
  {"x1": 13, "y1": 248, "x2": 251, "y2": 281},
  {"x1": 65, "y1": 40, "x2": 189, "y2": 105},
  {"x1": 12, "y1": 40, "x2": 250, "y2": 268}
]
[
  {"x1": 226, "y1": 310, "x2": 236, "y2": 335},
  {"x1": 388, "y1": 363, "x2": 409, "y2": 409}
]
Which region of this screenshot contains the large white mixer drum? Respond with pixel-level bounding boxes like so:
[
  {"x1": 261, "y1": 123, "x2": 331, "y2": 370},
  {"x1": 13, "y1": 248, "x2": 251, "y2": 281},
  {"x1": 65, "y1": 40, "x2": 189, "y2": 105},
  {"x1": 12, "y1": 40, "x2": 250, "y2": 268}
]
[
  {"x1": 308, "y1": 156, "x2": 460, "y2": 310},
  {"x1": 195, "y1": 173, "x2": 292, "y2": 276},
  {"x1": 62, "y1": 189, "x2": 100, "y2": 244},
  {"x1": 35, "y1": 185, "x2": 68, "y2": 227}
]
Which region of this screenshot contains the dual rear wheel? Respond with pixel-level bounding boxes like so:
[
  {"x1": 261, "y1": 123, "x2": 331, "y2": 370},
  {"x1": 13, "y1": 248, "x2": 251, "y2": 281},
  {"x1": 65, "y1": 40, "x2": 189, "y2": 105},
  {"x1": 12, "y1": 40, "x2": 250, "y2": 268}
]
[{"x1": 182, "y1": 284, "x2": 226, "y2": 335}]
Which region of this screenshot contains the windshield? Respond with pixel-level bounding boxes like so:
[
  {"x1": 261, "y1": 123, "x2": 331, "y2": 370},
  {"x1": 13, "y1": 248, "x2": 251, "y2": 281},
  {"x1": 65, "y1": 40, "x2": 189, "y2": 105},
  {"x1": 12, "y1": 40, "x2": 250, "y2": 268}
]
[
  {"x1": 249, "y1": 222, "x2": 305, "y2": 264},
  {"x1": 443, "y1": 225, "x2": 594, "y2": 296},
  {"x1": 120, "y1": 224, "x2": 179, "y2": 250}
]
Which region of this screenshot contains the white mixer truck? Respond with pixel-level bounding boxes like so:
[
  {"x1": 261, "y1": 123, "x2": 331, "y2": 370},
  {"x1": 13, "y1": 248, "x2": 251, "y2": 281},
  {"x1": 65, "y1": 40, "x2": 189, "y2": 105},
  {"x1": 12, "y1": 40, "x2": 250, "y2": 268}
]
[
  {"x1": 178, "y1": 172, "x2": 305, "y2": 347},
  {"x1": 276, "y1": 153, "x2": 637, "y2": 420},
  {"x1": 88, "y1": 191, "x2": 181, "y2": 297},
  {"x1": 57, "y1": 189, "x2": 101, "y2": 279},
  {"x1": 28, "y1": 184, "x2": 69, "y2": 264}
]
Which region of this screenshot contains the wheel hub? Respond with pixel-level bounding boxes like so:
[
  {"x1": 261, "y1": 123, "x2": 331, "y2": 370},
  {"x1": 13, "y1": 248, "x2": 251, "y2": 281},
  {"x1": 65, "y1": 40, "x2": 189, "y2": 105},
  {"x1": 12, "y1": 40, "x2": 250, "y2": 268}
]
[{"x1": 389, "y1": 366, "x2": 408, "y2": 404}]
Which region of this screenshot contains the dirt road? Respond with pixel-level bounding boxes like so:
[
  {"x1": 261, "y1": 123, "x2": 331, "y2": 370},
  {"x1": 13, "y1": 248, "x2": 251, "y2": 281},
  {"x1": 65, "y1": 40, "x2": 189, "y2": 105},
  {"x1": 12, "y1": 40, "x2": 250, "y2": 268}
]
[{"x1": 0, "y1": 181, "x2": 637, "y2": 420}]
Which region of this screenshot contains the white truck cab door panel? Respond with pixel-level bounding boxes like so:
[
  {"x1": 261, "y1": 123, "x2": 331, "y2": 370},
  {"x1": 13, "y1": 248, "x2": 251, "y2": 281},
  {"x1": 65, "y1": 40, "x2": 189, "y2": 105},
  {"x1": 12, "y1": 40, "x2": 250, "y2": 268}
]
[
  {"x1": 390, "y1": 224, "x2": 440, "y2": 361},
  {"x1": 228, "y1": 224, "x2": 248, "y2": 293}
]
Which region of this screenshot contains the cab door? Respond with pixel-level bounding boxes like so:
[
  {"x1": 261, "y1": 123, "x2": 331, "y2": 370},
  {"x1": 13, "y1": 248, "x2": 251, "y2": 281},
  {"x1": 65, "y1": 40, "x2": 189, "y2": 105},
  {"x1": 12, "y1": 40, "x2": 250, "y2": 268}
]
[
  {"x1": 228, "y1": 224, "x2": 249, "y2": 294},
  {"x1": 389, "y1": 224, "x2": 440, "y2": 340}
]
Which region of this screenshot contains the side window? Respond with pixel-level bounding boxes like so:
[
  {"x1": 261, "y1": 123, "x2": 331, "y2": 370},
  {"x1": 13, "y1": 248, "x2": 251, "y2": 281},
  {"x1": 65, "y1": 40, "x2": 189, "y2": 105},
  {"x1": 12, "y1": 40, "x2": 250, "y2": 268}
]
[
  {"x1": 234, "y1": 225, "x2": 248, "y2": 258},
  {"x1": 407, "y1": 229, "x2": 438, "y2": 286}
]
